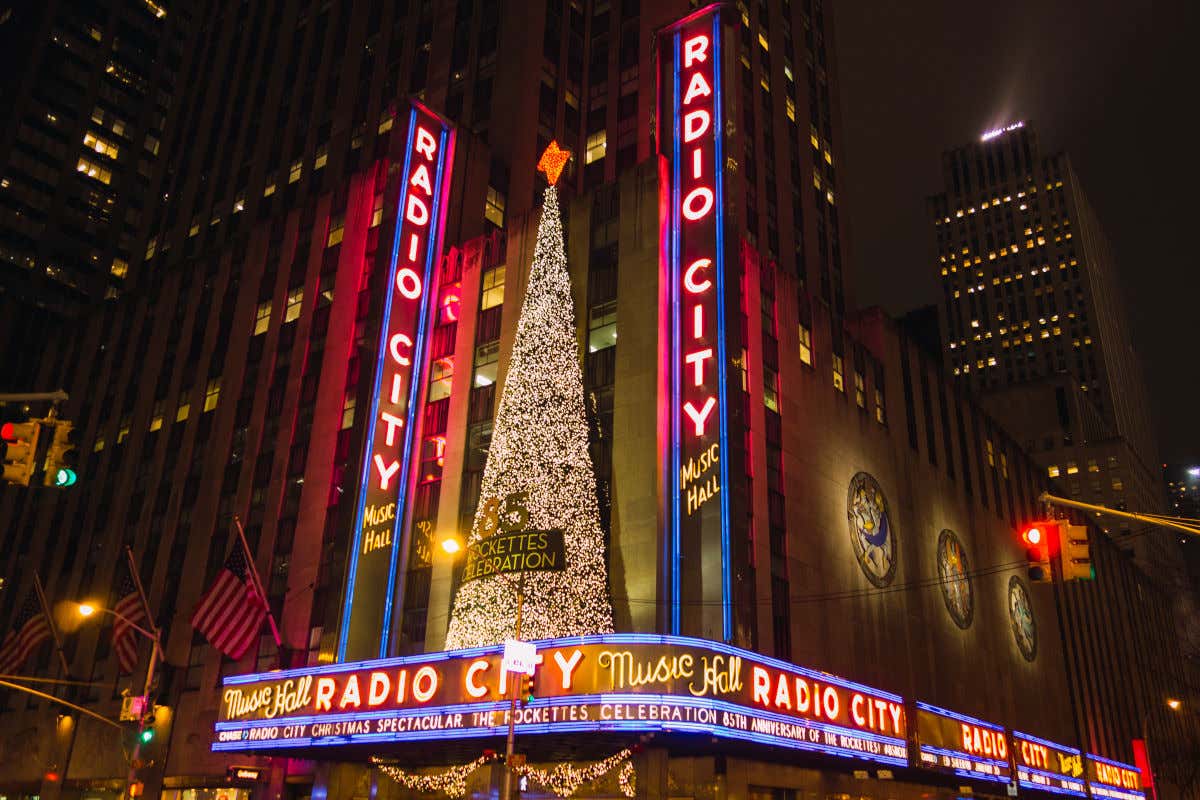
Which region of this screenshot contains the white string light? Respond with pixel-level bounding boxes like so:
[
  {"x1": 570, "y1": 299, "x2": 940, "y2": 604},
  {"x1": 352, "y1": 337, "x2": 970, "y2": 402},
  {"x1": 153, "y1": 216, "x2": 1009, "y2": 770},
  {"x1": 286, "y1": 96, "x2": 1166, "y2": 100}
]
[
  {"x1": 445, "y1": 184, "x2": 614, "y2": 648},
  {"x1": 371, "y1": 755, "x2": 487, "y2": 798},
  {"x1": 514, "y1": 748, "x2": 636, "y2": 798}
]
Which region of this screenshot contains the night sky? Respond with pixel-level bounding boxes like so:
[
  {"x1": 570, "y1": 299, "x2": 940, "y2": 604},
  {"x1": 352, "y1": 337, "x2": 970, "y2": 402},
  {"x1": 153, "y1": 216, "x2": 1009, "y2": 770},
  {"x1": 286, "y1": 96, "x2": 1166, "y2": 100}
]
[{"x1": 832, "y1": 1, "x2": 1198, "y2": 465}]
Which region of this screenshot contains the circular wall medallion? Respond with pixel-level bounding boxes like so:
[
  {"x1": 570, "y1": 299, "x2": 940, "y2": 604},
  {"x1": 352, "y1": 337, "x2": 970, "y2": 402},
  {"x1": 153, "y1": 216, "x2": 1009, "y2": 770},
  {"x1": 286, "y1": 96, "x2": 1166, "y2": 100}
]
[
  {"x1": 1008, "y1": 575, "x2": 1038, "y2": 662},
  {"x1": 937, "y1": 529, "x2": 974, "y2": 629},
  {"x1": 846, "y1": 472, "x2": 897, "y2": 588}
]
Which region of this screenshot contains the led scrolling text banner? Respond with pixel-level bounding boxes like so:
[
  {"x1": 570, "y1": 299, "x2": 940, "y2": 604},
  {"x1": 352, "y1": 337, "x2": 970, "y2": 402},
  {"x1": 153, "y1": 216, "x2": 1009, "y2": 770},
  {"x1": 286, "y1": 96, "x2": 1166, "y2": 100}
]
[{"x1": 339, "y1": 102, "x2": 455, "y2": 661}]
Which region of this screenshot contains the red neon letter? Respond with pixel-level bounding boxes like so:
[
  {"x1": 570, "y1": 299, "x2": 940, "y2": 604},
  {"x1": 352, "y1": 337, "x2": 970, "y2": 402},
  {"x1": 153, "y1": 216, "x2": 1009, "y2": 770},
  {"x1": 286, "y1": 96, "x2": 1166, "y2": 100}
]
[
  {"x1": 683, "y1": 109, "x2": 710, "y2": 143},
  {"x1": 683, "y1": 259, "x2": 712, "y2": 293},
  {"x1": 752, "y1": 666, "x2": 770, "y2": 705},
  {"x1": 412, "y1": 665, "x2": 438, "y2": 702},
  {"x1": 851, "y1": 694, "x2": 866, "y2": 726},
  {"x1": 368, "y1": 672, "x2": 391, "y2": 706},
  {"x1": 405, "y1": 194, "x2": 429, "y2": 226},
  {"x1": 682, "y1": 71, "x2": 712, "y2": 105},
  {"x1": 374, "y1": 454, "x2": 401, "y2": 490},
  {"x1": 380, "y1": 411, "x2": 405, "y2": 446},
  {"x1": 396, "y1": 267, "x2": 423, "y2": 299},
  {"x1": 315, "y1": 677, "x2": 336, "y2": 711},
  {"x1": 415, "y1": 126, "x2": 438, "y2": 160},
  {"x1": 389, "y1": 333, "x2": 413, "y2": 365},
  {"x1": 693, "y1": 304, "x2": 704, "y2": 338},
  {"x1": 409, "y1": 163, "x2": 433, "y2": 196},
  {"x1": 683, "y1": 397, "x2": 717, "y2": 436},
  {"x1": 339, "y1": 675, "x2": 361, "y2": 709},
  {"x1": 682, "y1": 187, "x2": 714, "y2": 221},
  {"x1": 683, "y1": 34, "x2": 709, "y2": 68},
  {"x1": 685, "y1": 348, "x2": 713, "y2": 386}
]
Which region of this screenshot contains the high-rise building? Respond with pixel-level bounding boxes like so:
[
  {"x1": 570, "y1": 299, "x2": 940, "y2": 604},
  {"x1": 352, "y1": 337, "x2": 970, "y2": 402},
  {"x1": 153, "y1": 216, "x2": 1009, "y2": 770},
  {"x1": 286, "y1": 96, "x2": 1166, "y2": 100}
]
[
  {"x1": 0, "y1": 0, "x2": 191, "y2": 390},
  {"x1": 927, "y1": 124, "x2": 1164, "y2": 545},
  {"x1": 2, "y1": 5, "x2": 1196, "y2": 800}
]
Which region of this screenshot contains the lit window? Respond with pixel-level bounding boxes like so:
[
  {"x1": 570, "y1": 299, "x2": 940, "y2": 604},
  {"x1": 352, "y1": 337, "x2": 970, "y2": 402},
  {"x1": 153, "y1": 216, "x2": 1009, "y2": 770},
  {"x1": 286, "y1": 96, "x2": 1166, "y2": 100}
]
[
  {"x1": 758, "y1": 31, "x2": 769, "y2": 51},
  {"x1": 986, "y1": 440, "x2": 995, "y2": 467},
  {"x1": 149, "y1": 401, "x2": 164, "y2": 432},
  {"x1": 204, "y1": 378, "x2": 221, "y2": 412},
  {"x1": 854, "y1": 371, "x2": 866, "y2": 409},
  {"x1": 288, "y1": 160, "x2": 303, "y2": 183},
  {"x1": 1000, "y1": 452, "x2": 1009, "y2": 479},
  {"x1": 93, "y1": 436, "x2": 105, "y2": 452},
  {"x1": 1111, "y1": 477, "x2": 1124, "y2": 491},
  {"x1": 798, "y1": 323, "x2": 813, "y2": 366},
  {"x1": 314, "y1": 145, "x2": 328, "y2": 170},
  {"x1": 473, "y1": 341, "x2": 500, "y2": 386},
  {"x1": 144, "y1": 134, "x2": 160, "y2": 156},
  {"x1": 341, "y1": 394, "x2": 356, "y2": 430},
  {"x1": 371, "y1": 194, "x2": 384, "y2": 228},
  {"x1": 1087, "y1": 459, "x2": 1099, "y2": 473},
  {"x1": 117, "y1": 417, "x2": 131, "y2": 444},
  {"x1": 1066, "y1": 461, "x2": 1079, "y2": 475},
  {"x1": 763, "y1": 367, "x2": 779, "y2": 412},
  {"x1": 284, "y1": 287, "x2": 303, "y2": 323},
  {"x1": 485, "y1": 186, "x2": 506, "y2": 228},
  {"x1": 253, "y1": 301, "x2": 271, "y2": 336},
  {"x1": 175, "y1": 397, "x2": 190, "y2": 422},
  {"x1": 428, "y1": 357, "x2": 453, "y2": 402},
  {"x1": 76, "y1": 158, "x2": 112, "y2": 184},
  {"x1": 234, "y1": 192, "x2": 245, "y2": 213},
  {"x1": 83, "y1": 132, "x2": 119, "y2": 158},
  {"x1": 327, "y1": 214, "x2": 345, "y2": 247},
  {"x1": 586, "y1": 131, "x2": 607, "y2": 164},
  {"x1": 110, "y1": 258, "x2": 129, "y2": 279},
  {"x1": 832, "y1": 354, "x2": 845, "y2": 393},
  {"x1": 1048, "y1": 465, "x2": 1060, "y2": 478},
  {"x1": 587, "y1": 300, "x2": 617, "y2": 352},
  {"x1": 874, "y1": 388, "x2": 886, "y2": 425},
  {"x1": 378, "y1": 112, "x2": 395, "y2": 134},
  {"x1": 263, "y1": 179, "x2": 277, "y2": 197},
  {"x1": 785, "y1": 97, "x2": 796, "y2": 122},
  {"x1": 481, "y1": 265, "x2": 505, "y2": 310},
  {"x1": 418, "y1": 436, "x2": 446, "y2": 484}
]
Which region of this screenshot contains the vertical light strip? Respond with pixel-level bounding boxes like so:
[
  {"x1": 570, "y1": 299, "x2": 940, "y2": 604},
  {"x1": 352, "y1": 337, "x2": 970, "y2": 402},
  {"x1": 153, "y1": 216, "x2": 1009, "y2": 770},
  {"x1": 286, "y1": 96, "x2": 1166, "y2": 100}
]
[{"x1": 670, "y1": 30, "x2": 683, "y2": 636}]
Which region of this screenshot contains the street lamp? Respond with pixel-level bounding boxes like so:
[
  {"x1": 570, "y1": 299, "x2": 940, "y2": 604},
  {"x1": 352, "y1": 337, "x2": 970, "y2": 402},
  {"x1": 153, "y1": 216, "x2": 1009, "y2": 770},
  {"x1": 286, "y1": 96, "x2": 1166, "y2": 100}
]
[
  {"x1": 1167, "y1": 698, "x2": 1182, "y2": 711},
  {"x1": 439, "y1": 534, "x2": 526, "y2": 800}
]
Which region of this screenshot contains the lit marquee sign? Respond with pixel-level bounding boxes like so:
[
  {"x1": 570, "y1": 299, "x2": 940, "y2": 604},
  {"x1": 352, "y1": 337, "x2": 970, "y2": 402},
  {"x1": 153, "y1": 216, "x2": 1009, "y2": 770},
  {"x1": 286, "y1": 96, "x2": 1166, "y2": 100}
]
[
  {"x1": 658, "y1": 2, "x2": 734, "y2": 639},
  {"x1": 1013, "y1": 730, "x2": 1086, "y2": 797},
  {"x1": 339, "y1": 101, "x2": 455, "y2": 661},
  {"x1": 914, "y1": 702, "x2": 1011, "y2": 783},
  {"x1": 212, "y1": 634, "x2": 907, "y2": 767},
  {"x1": 1086, "y1": 754, "x2": 1144, "y2": 800}
]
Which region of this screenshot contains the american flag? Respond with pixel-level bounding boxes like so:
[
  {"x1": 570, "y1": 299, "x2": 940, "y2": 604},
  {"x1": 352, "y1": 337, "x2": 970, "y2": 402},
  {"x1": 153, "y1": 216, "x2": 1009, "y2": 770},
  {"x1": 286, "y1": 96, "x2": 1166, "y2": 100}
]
[
  {"x1": 0, "y1": 593, "x2": 52, "y2": 675},
  {"x1": 112, "y1": 566, "x2": 148, "y2": 674},
  {"x1": 190, "y1": 544, "x2": 267, "y2": 660}
]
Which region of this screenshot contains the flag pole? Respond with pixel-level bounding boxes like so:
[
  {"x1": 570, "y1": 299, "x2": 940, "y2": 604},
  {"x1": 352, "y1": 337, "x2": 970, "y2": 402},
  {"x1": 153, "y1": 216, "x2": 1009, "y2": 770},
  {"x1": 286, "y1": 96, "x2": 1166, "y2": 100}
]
[
  {"x1": 33, "y1": 572, "x2": 71, "y2": 678},
  {"x1": 124, "y1": 546, "x2": 162, "y2": 699},
  {"x1": 232, "y1": 515, "x2": 284, "y2": 651}
]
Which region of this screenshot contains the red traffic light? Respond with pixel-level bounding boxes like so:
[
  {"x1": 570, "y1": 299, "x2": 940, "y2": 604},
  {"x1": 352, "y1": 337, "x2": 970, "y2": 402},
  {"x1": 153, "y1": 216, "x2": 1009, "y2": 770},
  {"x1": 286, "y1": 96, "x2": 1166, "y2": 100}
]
[
  {"x1": 1, "y1": 422, "x2": 15, "y2": 441},
  {"x1": 1021, "y1": 526, "x2": 1043, "y2": 547}
]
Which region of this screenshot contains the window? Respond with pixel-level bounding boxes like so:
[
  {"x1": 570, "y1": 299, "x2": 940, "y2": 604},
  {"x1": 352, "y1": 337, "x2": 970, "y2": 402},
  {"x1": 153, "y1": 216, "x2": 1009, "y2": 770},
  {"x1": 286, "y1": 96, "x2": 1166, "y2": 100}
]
[
  {"x1": 428, "y1": 357, "x2": 453, "y2": 401},
  {"x1": 763, "y1": 367, "x2": 779, "y2": 412},
  {"x1": 263, "y1": 178, "x2": 277, "y2": 197},
  {"x1": 798, "y1": 323, "x2": 813, "y2": 366},
  {"x1": 1048, "y1": 465, "x2": 1060, "y2": 478},
  {"x1": 588, "y1": 300, "x2": 617, "y2": 352},
  {"x1": 176, "y1": 396, "x2": 190, "y2": 422},
  {"x1": 144, "y1": 134, "x2": 160, "y2": 156},
  {"x1": 110, "y1": 258, "x2": 129, "y2": 279},
  {"x1": 1111, "y1": 477, "x2": 1124, "y2": 491},
  {"x1": 481, "y1": 266, "x2": 505, "y2": 310},
  {"x1": 84, "y1": 132, "x2": 119, "y2": 158},
  {"x1": 326, "y1": 214, "x2": 344, "y2": 247},
  {"x1": 1087, "y1": 458, "x2": 1099, "y2": 473},
  {"x1": 473, "y1": 342, "x2": 499, "y2": 386},
  {"x1": 586, "y1": 130, "x2": 607, "y2": 164},
  {"x1": 1000, "y1": 452, "x2": 1009, "y2": 479},
  {"x1": 378, "y1": 112, "x2": 395, "y2": 134},
  {"x1": 854, "y1": 371, "x2": 866, "y2": 409},
  {"x1": 1066, "y1": 461, "x2": 1079, "y2": 475},
  {"x1": 288, "y1": 160, "x2": 303, "y2": 183},
  {"x1": 253, "y1": 301, "x2": 272, "y2": 335},
  {"x1": 986, "y1": 439, "x2": 995, "y2": 467},
  {"x1": 76, "y1": 158, "x2": 112, "y2": 184},
  {"x1": 314, "y1": 145, "x2": 328, "y2": 170},
  {"x1": 93, "y1": 436, "x2": 105, "y2": 452},
  {"x1": 485, "y1": 186, "x2": 506, "y2": 228},
  {"x1": 371, "y1": 194, "x2": 384, "y2": 228},
  {"x1": 341, "y1": 393, "x2": 355, "y2": 430},
  {"x1": 874, "y1": 388, "x2": 886, "y2": 425},
  {"x1": 284, "y1": 287, "x2": 303, "y2": 323},
  {"x1": 117, "y1": 417, "x2": 131, "y2": 444},
  {"x1": 149, "y1": 401, "x2": 164, "y2": 432},
  {"x1": 204, "y1": 379, "x2": 221, "y2": 412},
  {"x1": 831, "y1": 354, "x2": 845, "y2": 393}
]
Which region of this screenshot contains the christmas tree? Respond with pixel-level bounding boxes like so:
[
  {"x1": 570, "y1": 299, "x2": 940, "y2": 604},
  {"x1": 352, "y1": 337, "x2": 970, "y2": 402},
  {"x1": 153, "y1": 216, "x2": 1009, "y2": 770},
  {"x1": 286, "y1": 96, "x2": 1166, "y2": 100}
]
[{"x1": 444, "y1": 144, "x2": 614, "y2": 648}]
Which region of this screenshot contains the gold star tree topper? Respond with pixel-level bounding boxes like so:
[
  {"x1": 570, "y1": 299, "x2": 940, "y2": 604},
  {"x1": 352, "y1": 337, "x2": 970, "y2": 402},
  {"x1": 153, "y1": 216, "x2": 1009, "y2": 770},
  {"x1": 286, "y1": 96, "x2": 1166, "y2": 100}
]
[{"x1": 537, "y1": 140, "x2": 572, "y2": 186}]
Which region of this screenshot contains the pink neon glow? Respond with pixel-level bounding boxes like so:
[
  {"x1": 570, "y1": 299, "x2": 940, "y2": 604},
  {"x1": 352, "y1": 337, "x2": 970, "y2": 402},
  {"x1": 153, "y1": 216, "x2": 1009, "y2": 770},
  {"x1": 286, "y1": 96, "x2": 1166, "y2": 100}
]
[{"x1": 682, "y1": 187, "x2": 714, "y2": 220}]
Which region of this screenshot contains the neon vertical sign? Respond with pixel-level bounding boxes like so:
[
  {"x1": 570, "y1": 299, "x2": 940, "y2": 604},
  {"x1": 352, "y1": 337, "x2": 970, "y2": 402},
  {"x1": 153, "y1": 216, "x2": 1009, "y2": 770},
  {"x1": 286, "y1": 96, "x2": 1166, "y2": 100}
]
[
  {"x1": 659, "y1": 5, "x2": 733, "y2": 640},
  {"x1": 339, "y1": 102, "x2": 455, "y2": 661}
]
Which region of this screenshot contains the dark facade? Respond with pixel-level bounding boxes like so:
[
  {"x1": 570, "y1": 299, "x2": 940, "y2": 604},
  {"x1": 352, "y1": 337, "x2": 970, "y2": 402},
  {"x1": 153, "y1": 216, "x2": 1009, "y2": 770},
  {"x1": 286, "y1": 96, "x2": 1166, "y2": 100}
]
[
  {"x1": 1, "y1": 4, "x2": 1197, "y2": 800},
  {"x1": 0, "y1": 0, "x2": 191, "y2": 391}
]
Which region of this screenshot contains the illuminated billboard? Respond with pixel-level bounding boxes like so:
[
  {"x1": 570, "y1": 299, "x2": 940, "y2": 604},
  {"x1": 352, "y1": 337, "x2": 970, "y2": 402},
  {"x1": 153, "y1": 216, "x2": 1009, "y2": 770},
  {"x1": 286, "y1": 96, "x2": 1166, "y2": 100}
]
[
  {"x1": 339, "y1": 101, "x2": 455, "y2": 661},
  {"x1": 914, "y1": 702, "x2": 1011, "y2": 783},
  {"x1": 213, "y1": 634, "x2": 907, "y2": 766},
  {"x1": 1013, "y1": 730, "x2": 1086, "y2": 797},
  {"x1": 658, "y1": 2, "x2": 735, "y2": 641},
  {"x1": 1086, "y1": 754, "x2": 1144, "y2": 800}
]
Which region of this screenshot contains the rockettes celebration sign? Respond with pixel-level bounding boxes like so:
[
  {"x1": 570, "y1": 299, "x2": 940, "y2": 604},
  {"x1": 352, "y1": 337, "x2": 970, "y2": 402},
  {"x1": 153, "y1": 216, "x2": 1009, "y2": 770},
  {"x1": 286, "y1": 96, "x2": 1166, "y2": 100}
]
[
  {"x1": 442, "y1": 145, "x2": 613, "y2": 647},
  {"x1": 658, "y1": 3, "x2": 735, "y2": 640},
  {"x1": 339, "y1": 102, "x2": 455, "y2": 661},
  {"x1": 914, "y1": 702, "x2": 1012, "y2": 783},
  {"x1": 213, "y1": 634, "x2": 907, "y2": 767}
]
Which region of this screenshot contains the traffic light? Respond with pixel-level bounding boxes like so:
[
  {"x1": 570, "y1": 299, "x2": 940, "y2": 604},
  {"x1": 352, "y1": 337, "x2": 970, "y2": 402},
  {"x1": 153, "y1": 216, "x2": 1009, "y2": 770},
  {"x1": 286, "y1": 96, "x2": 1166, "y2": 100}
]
[
  {"x1": 139, "y1": 725, "x2": 155, "y2": 744},
  {"x1": 1, "y1": 420, "x2": 41, "y2": 486},
  {"x1": 520, "y1": 674, "x2": 535, "y2": 705},
  {"x1": 1062, "y1": 524, "x2": 1094, "y2": 581},
  {"x1": 1020, "y1": 522, "x2": 1056, "y2": 583},
  {"x1": 41, "y1": 420, "x2": 76, "y2": 487}
]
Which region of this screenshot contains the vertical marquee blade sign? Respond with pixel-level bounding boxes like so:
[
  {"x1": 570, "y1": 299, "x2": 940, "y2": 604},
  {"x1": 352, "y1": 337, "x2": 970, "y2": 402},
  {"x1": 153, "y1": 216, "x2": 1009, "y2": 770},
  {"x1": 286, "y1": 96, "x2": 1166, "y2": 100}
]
[
  {"x1": 658, "y1": 4, "x2": 734, "y2": 641},
  {"x1": 339, "y1": 102, "x2": 455, "y2": 661}
]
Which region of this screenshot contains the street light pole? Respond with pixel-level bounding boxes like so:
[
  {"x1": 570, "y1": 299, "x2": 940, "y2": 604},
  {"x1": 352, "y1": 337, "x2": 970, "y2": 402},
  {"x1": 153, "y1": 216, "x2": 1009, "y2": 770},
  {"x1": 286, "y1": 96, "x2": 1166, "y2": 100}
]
[{"x1": 501, "y1": 572, "x2": 526, "y2": 800}]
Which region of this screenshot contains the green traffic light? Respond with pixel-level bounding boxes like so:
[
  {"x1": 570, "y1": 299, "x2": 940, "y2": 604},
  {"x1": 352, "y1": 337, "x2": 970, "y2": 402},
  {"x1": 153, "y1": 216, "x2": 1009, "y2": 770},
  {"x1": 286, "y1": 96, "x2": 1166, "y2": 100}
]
[
  {"x1": 54, "y1": 468, "x2": 77, "y2": 487},
  {"x1": 139, "y1": 728, "x2": 154, "y2": 744}
]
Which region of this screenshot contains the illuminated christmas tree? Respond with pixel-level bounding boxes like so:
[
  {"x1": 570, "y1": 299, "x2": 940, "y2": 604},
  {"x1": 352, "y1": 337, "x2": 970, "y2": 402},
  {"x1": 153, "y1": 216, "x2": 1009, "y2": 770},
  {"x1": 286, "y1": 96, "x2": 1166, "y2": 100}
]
[{"x1": 444, "y1": 143, "x2": 614, "y2": 647}]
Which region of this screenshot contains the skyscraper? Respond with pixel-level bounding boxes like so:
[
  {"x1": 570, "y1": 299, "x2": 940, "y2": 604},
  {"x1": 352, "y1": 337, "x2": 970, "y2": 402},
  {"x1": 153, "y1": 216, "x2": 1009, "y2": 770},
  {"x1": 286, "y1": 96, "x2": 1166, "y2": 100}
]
[
  {"x1": 0, "y1": 0, "x2": 190, "y2": 390},
  {"x1": 927, "y1": 123, "x2": 1163, "y2": 539}
]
